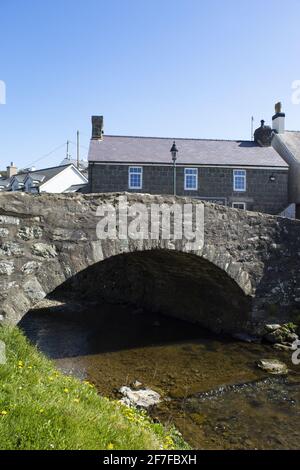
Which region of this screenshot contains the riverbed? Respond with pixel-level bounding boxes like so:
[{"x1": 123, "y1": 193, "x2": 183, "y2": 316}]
[{"x1": 19, "y1": 296, "x2": 300, "y2": 450}]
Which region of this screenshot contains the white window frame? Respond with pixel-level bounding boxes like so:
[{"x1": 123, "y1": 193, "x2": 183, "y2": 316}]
[
  {"x1": 128, "y1": 166, "x2": 143, "y2": 190},
  {"x1": 232, "y1": 202, "x2": 246, "y2": 210},
  {"x1": 184, "y1": 168, "x2": 198, "y2": 191},
  {"x1": 233, "y1": 169, "x2": 246, "y2": 192}
]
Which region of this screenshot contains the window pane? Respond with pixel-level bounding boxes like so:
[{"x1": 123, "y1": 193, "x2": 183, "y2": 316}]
[
  {"x1": 129, "y1": 167, "x2": 142, "y2": 188},
  {"x1": 233, "y1": 170, "x2": 246, "y2": 191},
  {"x1": 185, "y1": 168, "x2": 198, "y2": 190}
]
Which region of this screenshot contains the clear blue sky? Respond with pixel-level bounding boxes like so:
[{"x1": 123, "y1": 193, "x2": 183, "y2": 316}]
[{"x1": 1, "y1": 0, "x2": 300, "y2": 170}]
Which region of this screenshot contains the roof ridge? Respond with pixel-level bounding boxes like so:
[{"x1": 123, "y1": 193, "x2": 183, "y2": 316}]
[
  {"x1": 17, "y1": 163, "x2": 73, "y2": 176},
  {"x1": 102, "y1": 134, "x2": 252, "y2": 143}
]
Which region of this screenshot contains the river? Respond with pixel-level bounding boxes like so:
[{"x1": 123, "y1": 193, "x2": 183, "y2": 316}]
[{"x1": 19, "y1": 295, "x2": 300, "y2": 450}]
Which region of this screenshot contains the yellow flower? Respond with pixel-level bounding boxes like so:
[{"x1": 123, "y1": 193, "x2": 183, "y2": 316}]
[
  {"x1": 18, "y1": 361, "x2": 23, "y2": 367},
  {"x1": 39, "y1": 409, "x2": 45, "y2": 414},
  {"x1": 163, "y1": 435, "x2": 175, "y2": 450},
  {"x1": 83, "y1": 380, "x2": 94, "y2": 388},
  {"x1": 48, "y1": 376, "x2": 54, "y2": 382},
  {"x1": 1, "y1": 411, "x2": 8, "y2": 416},
  {"x1": 63, "y1": 388, "x2": 69, "y2": 394},
  {"x1": 73, "y1": 398, "x2": 80, "y2": 403},
  {"x1": 107, "y1": 443, "x2": 114, "y2": 450}
]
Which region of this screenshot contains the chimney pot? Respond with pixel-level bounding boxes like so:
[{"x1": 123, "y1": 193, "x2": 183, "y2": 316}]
[
  {"x1": 254, "y1": 119, "x2": 272, "y2": 147},
  {"x1": 272, "y1": 102, "x2": 285, "y2": 134}
]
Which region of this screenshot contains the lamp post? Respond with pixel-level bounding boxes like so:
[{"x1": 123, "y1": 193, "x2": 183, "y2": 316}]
[{"x1": 170, "y1": 141, "x2": 178, "y2": 196}]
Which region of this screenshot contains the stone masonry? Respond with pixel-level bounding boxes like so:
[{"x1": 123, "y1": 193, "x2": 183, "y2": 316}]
[
  {"x1": 89, "y1": 164, "x2": 288, "y2": 215},
  {"x1": 0, "y1": 192, "x2": 300, "y2": 336}
]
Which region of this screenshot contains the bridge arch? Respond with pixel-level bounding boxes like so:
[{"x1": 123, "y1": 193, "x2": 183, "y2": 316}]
[
  {"x1": 0, "y1": 192, "x2": 299, "y2": 335},
  {"x1": 53, "y1": 248, "x2": 252, "y2": 335}
]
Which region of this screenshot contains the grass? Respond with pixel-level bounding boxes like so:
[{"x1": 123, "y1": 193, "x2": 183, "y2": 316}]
[{"x1": 0, "y1": 326, "x2": 189, "y2": 450}]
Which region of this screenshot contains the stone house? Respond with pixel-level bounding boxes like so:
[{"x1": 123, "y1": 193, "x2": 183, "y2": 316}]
[
  {"x1": 88, "y1": 115, "x2": 289, "y2": 215},
  {"x1": 271, "y1": 108, "x2": 300, "y2": 218}
]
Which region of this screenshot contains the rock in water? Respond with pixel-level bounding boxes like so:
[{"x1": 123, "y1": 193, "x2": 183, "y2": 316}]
[
  {"x1": 273, "y1": 343, "x2": 293, "y2": 352},
  {"x1": 265, "y1": 324, "x2": 282, "y2": 333},
  {"x1": 257, "y1": 359, "x2": 288, "y2": 375},
  {"x1": 119, "y1": 386, "x2": 161, "y2": 409}
]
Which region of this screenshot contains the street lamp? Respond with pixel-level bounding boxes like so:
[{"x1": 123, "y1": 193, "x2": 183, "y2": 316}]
[{"x1": 170, "y1": 141, "x2": 178, "y2": 196}]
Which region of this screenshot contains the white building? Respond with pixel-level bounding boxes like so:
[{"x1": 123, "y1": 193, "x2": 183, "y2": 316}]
[{"x1": 8, "y1": 164, "x2": 88, "y2": 194}]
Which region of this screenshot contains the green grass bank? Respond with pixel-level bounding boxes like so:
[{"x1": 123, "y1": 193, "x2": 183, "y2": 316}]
[{"x1": 0, "y1": 326, "x2": 188, "y2": 450}]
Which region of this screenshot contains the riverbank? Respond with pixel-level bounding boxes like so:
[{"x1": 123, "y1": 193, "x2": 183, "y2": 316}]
[{"x1": 0, "y1": 326, "x2": 188, "y2": 450}]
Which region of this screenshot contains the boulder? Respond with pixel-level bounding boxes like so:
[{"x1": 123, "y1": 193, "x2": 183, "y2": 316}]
[
  {"x1": 265, "y1": 324, "x2": 281, "y2": 333},
  {"x1": 273, "y1": 343, "x2": 293, "y2": 352},
  {"x1": 264, "y1": 324, "x2": 299, "y2": 345},
  {"x1": 257, "y1": 359, "x2": 288, "y2": 375},
  {"x1": 119, "y1": 386, "x2": 161, "y2": 409}
]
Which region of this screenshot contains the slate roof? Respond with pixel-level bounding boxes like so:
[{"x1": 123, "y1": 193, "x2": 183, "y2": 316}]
[
  {"x1": 60, "y1": 158, "x2": 88, "y2": 170},
  {"x1": 88, "y1": 135, "x2": 288, "y2": 168},
  {"x1": 0, "y1": 178, "x2": 10, "y2": 188},
  {"x1": 277, "y1": 131, "x2": 300, "y2": 163},
  {"x1": 64, "y1": 183, "x2": 88, "y2": 193},
  {"x1": 15, "y1": 164, "x2": 74, "y2": 186}
]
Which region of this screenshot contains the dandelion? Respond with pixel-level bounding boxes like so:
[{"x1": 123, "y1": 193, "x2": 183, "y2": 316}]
[
  {"x1": 63, "y1": 388, "x2": 69, "y2": 394},
  {"x1": 107, "y1": 443, "x2": 114, "y2": 450},
  {"x1": 18, "y1": 361, "x2": 23, "y2": 367},
  {"x1": 1, "y1": 411, "x2": 8, "y2": 416},
  {"x1": 163, "y1": 435, "x2": 175, "y2": 450},
  {"x1": 27, "y1": 366, "x2": 33, "y2": 370},
  {"x1": 83, "y1": 380, "x2": 94, "y2": 388},
  {"x1": 48, "y1": 376, "x2": 54, "y2": 382}
]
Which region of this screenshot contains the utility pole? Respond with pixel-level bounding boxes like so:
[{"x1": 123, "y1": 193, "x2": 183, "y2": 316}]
[
  {"x1": 77, "y1": 131, "x2": 80, "y2": 169},
  {"x1": 251, "y1": 116, "x2": 254, "y2": 141},
  {"x1": 66, "y1": 140, "x2": 71, "y2": 160},
  {"x1": 170, "y1": 141, "x2": 178, "y2": 196}
]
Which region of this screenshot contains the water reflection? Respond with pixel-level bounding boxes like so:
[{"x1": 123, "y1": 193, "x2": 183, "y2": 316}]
[{"x1": 20, "y1": 297, "x2": 300, "y2": 450}]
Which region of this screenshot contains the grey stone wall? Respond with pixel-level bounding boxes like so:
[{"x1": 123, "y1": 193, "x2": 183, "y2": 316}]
[
  {"x1": 1, "y1": 192, "x2": 300, "y2": 335},
  {"x1": 89, "y1": 164, "x2": 289, "y2": 215}
]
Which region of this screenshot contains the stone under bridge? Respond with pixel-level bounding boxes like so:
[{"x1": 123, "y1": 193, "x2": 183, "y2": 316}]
[{"x1": 0, "y1": 192, "x2": 300, "y2": 336}]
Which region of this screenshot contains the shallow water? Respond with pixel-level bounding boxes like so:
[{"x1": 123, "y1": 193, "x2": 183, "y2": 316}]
[{"x1": 20, "y1": 297, "x2": 300, "y2": 450}]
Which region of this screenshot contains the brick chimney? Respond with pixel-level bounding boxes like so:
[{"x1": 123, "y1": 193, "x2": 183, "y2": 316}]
[
  {"x1": 7, "y1": 162, "x2": 17, "y2": 178},
  {"x1": 272, "y1": 102, "x2": 285, "y2": 134},
  {"x1": 91, "y1": 116, "x2": 104, "y2": 140}
]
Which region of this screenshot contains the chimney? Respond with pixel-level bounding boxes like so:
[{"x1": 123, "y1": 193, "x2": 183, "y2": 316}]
[
  {"x1": 254, "y1": 120, "x2": 272, "y2": 147},
  {"x1": 91, "y1": 116, "x2": 104, "y2": 140},
  {"x1": 7, "y1": 162, "x2": 17, "y2": 178},
  {"x1": 272, "y1": 102, "x2": 285, "y2": 134}
]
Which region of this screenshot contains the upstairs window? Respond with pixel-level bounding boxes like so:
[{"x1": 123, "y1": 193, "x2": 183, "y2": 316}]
[
  {"x1": 129, "y1": 167, "x2": 143, "y2": 189},
  {"x1": 233, "y1": 169, "x2": 246, "y2": 192},
  {"x1": 184, "y1": 168, "x2": 198, "y2": 191}
]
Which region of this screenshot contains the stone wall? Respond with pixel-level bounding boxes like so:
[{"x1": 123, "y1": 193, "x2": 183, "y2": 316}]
[
  {"x1": 0, "y1": 192, "x2": 299, "y2": 335},
  {"x1": 89, "y1": 164, "x2": 289, "y2": 215}
]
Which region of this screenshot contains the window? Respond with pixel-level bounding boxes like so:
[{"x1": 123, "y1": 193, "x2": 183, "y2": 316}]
[
  {"x1": 184, "y1": 168, "x2": 198, "y2": 191},
  {"x1": 232, "y1": 202, "x2": 246, "y2": 210},
  {"x1": 233, "y1": 169, "x2": 246, "y2": 192},
  {"x1": 128, "y1": 167, "x2": 143, "y2": 189}
]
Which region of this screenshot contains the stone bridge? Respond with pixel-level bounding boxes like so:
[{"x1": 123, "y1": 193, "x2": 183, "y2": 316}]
[{"x1": 0, "y1": 192, "x2": 300, "y2": 336}]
